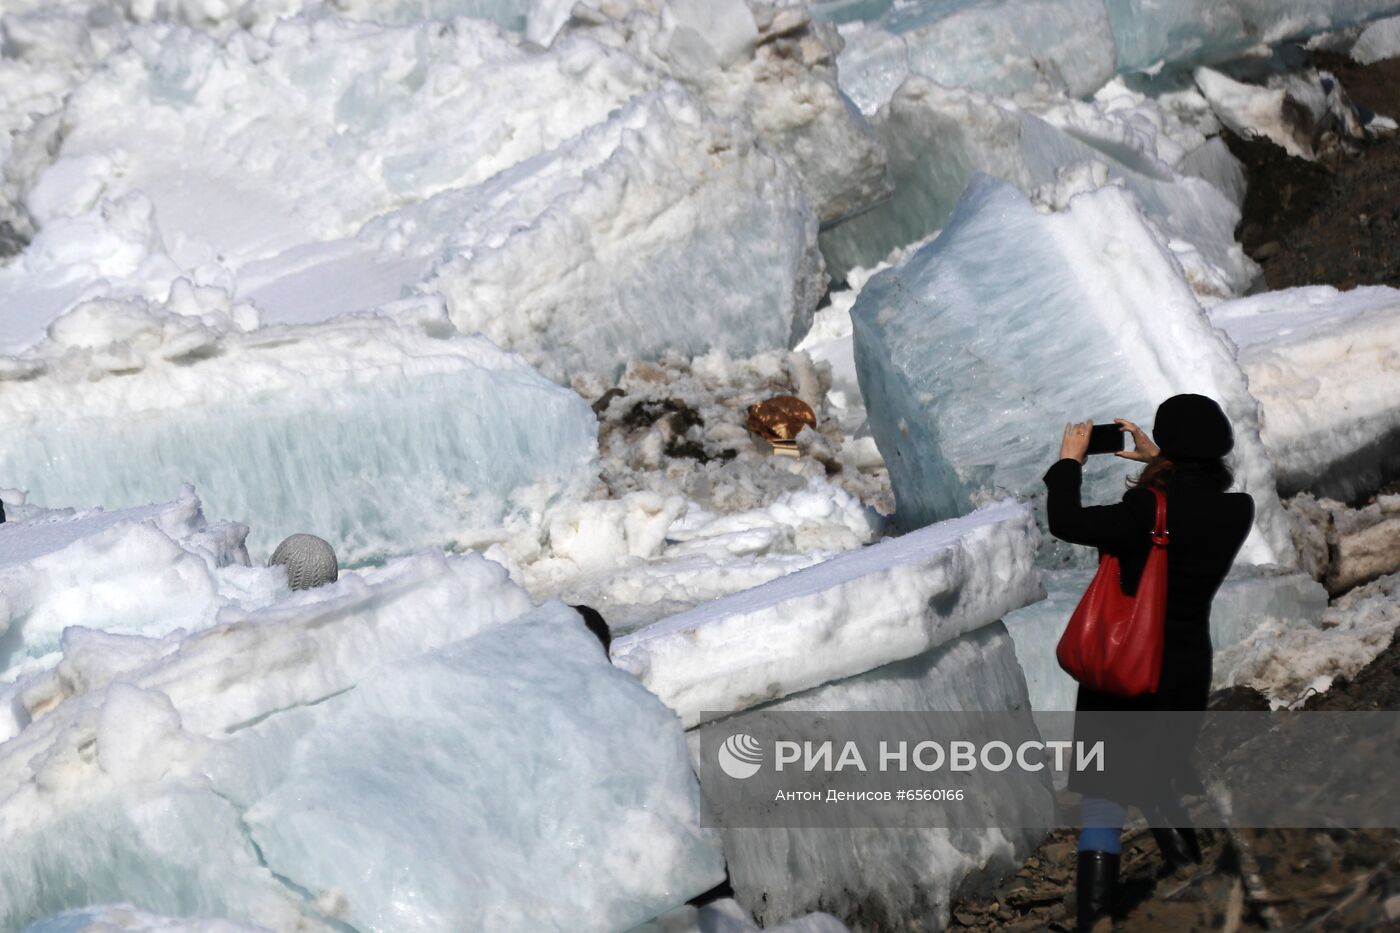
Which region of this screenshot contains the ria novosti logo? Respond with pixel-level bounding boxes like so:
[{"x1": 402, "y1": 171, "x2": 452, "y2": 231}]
[{"x1": 718, "y1": 733, "x2": 764, "y2": 779}]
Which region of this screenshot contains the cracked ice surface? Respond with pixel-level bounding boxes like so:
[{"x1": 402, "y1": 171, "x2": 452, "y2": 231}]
[
  {"x1": 611, "y1": 499, "x2": 1044, "y2": 727},
  {"x1": 0, "y1": 552, "x2": 723, "y2": 931},
  {"x1": 851, "y1": 176, "x2": 1295, "y2": 567}
]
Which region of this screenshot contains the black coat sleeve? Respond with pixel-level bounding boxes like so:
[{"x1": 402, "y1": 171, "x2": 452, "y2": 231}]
[{"x1": 1043, "y1": 458, "x2": 1153, "y2": 553}]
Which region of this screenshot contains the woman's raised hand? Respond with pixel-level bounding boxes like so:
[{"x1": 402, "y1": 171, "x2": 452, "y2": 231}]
[
  {"x1": 1114, "y1": 418, "x2": 1159, "y2": 462},
  {"x1": 1059, "y1": 419, "x2": 1093, "y2": 464}
]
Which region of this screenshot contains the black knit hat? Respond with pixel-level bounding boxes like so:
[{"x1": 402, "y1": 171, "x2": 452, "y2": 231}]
[{"x1": 1152, "y1": 394, "x2": 1234, "y2": 461}]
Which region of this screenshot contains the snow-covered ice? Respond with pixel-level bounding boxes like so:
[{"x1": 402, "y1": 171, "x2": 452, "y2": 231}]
[
  {"x1": 1004, "y1": 568, "x2": 1328, "y2": 711},
  {"x1": 0, "y1": 487, "x2": 261, "y2": 687},
  {"x1": 699, "y1": 622, "x2": 1054, "y2": 929},
  {"x1": 851, "y1": 175, "x2": 1293, "y2": 566},
  {"x1": 611, "y1": 499, "x2": 1043, "y2": 727},
  {"x1": 1107, "y1": 0, "x2": 1400, "y2": 75},
  {"x1": 1209, "y1": 285, "x2": 1400, "y2": 502},
  {"x1": 834, "y1": 0, "x2": 1117, "y2": 107},
  {"x1": 0, "y1": 12, "x2": 831, "y2": 381},
  {"x1": 0, "y1": 552, "x2": 724, "y2": 931},
  {"x1": 819, "y1": 77, "x2": 1255, "y2": 295},
  {"x1": 0, "y1": 294, "x2": 599, "y2": 562},
  {"x1": 1352, "y1": 14, "x2": 1400, "y2": 63}
]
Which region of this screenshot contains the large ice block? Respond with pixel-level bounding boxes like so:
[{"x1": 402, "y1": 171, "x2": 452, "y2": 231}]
[
  {"x1": 819, "y1": 77, "x2": 1254, "y2": 294},
  {"x1": 0, "y1": 553, "x2": 724, "y2": 930},
  {"x1": 1209, "y1": 286, "x2": 1400, "y2": 503},
  {"x1": 611, "y1": 499, "x2": 1044, "y2": 727},
  {"x1": 850, "y1": 175, "x2": 1294, "y2": 566},
  {"x1": 1004, "y1": 568, "x2": 1327, "y2": 710},
  {"x1": 697, "y1": 622, "x2": 1054, "y2": 929},
  {"x1": 0, "y1": 296, "x2": 599, "y2": 562},
  {"x1": 835, "y1": 0, "x2": 1117, "y2": 106},
  {"x1": 1107, "y1": 0, "x2": 1400, "y2": 74}
]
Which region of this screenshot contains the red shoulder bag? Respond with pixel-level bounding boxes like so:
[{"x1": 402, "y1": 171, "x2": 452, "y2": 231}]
[{"x1": 1055, "y1": 487, "x2": 1168, "y2": 698}]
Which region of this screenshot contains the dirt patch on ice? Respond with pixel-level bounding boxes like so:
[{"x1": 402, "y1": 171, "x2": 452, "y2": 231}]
[{"x1": 1230, "y1": 52, "x2": 1400, "y2": 291}]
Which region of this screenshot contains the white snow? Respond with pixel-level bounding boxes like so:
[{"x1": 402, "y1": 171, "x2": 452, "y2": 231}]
[
  {"x1": 1209, "y1": 285, "x2": 1400, "y2": 502},
  {"x1": 1353, "y1": 14, "x2": 1400, "y2": 63},
  {"x1": 1004, "y1": 568, "x2": 1328, "y2": 710},
  {"x1": 0, "y1": 292, "x2": 599, "y2": 562},
  {"x1": 0, "y1": 487, "x2": 264, "y2": 689},
  {"x1": 0, "y1": 551, "x2": 724, "y2": 931},
  {"x1": 851, "y1": 176, "x2": 1294, "y2": 567},
  {"x1": 611, "y1": 499, "x2": 1044, "y2": 726},
  {"x1": 699, "y1": 622, "x2": 1054, "y2": 929},
  {"x1": 819, "y1": 77, "x2": 1255, "y2": 295}
]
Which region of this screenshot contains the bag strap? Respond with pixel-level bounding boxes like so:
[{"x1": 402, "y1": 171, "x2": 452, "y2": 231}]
[{"x1": 1149, "y1": 487, "x2": 1168, "y2": 547}]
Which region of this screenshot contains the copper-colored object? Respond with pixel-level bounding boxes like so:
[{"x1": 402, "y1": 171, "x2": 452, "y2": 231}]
[{"x1": 746, "y1": 395, "x2": 817, "y2": 442}]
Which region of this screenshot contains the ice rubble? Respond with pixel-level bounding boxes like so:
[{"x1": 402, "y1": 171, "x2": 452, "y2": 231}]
[
  {"x1": 818, "y1": 77, "x2": 1255, "y2": 295},
  {"x1": 1289, "y1": 493, "x2": 1400, "y2": 595},
  {"x1": 1003, "y1": 569, "x2": 1328, "y2": 711},
  {"x1": 1194, "y1": 66, "x2": 1396, "y2": 161},
  {"x1": 1353, "y1": 14, "x2": 1400, "y2": 63},
  {"x1": 1209, "y1": 286, "x2": 1400, "y2": 504},
  {"x1": 0, "y1": 552, "x2": 724, "y2": 931},
  {"x1": 495, "y1": 348, "x2": 891, "y2": 630},
  {"x1": 0, "y1": 291, "x2": 599, "y2": 563},
  {"x1": 0, "y1": 2, "x2": 895, "y2": 380},
  {"x1": 1215, "y1": 570, "x2": 1400, "y2": 707},
  {"x1": 611, "y1": 499, "x2": 1043, "y2": 727},
  {"x1": 698, "y1": 623, "x2": 1054, "y2": 929},
  {"x1": 851, "y1": 176, "x2": 1294, "y2": 566},
  {"x1": 0, "y1": 487, "x2": 263, "y2": 689}
]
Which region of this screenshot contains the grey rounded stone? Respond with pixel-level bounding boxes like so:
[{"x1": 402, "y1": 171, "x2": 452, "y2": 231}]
[{"x1": 268, "y1": 534, "x2": 339, "y2": 591}]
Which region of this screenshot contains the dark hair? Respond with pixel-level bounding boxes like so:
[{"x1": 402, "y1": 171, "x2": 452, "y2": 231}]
[{"x1": 1130, "y1": 455, "x2": 1233, "y2": 492}]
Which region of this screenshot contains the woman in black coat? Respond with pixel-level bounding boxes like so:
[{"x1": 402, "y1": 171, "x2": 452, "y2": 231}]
[{"x1": 1043, "y1": 394, "x2": 1254, "y2": 932}]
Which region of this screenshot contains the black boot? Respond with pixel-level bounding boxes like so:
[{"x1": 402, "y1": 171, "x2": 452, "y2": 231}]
[
  {"x1": 1077, "y1": 850, "x2": 1119, "y2": 931},
  {"x1": 1151, "y1": 826, "x2": 1203, "y2": 871}
]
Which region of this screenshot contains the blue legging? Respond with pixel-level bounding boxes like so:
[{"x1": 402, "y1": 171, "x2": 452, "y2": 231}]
[{"x1": 1079, "y1": 797, "x2": 1126, "y2": 854}]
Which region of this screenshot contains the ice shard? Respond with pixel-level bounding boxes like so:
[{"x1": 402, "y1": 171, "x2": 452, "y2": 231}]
[{"x1": 850, "y1": 175, "x2": 1294, "y2": 566}]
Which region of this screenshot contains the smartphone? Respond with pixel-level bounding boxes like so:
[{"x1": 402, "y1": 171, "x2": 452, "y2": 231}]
[{"x1": 1087, "y1": 423, "x2": 1126, "y2": 456}]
